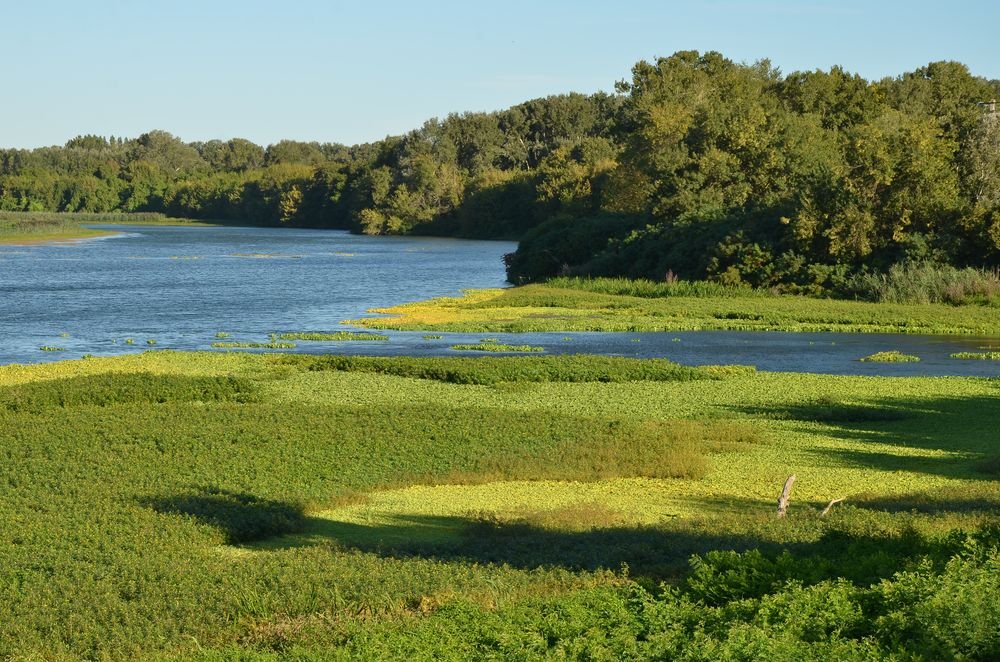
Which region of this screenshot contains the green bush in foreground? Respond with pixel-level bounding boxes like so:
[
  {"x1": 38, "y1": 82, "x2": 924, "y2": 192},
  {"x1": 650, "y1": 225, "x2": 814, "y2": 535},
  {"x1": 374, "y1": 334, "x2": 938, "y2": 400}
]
[{"x1": 859, "y1": 351, "x2": 921, "y2": 363}]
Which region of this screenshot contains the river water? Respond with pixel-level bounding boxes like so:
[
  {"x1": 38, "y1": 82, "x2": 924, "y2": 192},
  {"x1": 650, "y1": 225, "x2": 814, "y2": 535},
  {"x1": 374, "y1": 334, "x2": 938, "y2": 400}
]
[{"x1": 1, "y1": 224, "x2": 998, "y2": 376}]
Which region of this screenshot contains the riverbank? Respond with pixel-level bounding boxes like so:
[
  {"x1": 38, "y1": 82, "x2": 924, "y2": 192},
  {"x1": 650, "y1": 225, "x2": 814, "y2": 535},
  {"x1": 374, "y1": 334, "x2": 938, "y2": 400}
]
[
  {"x1": 351, "y1": 279, "x2": 1000, "y2": 336},
  {"x1": 0, "y1": 211, "x2": 220, "y2": 245}
]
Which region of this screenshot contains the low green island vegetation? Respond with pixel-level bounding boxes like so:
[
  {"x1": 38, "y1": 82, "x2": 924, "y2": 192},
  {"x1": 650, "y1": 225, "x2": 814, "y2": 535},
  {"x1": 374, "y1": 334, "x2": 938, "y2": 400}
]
[
  {"x1": 1, "y1": 351, "x2": 999, "y2": 658},
  {"x1": 859, "y1": 350, "x2": 921, "y2": 363},
  {"x1": 279, "y1": 331, "x2": 389, "y2": 341},
  {"x1": 951, "y1": 351, "x2": 1000, "y2": 360},
  {"x1": 212, "y1": 341, "x2": 297, "y2": 349},
  {"x1": 450, "y1": 342, "x2": 545, "y2": 353}
]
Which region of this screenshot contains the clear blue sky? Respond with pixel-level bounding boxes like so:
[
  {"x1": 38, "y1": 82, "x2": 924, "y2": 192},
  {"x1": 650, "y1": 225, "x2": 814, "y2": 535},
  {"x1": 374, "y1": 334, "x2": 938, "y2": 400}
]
[{"x1": 2, "y1": 0, "x2": 996, "y2": 149}]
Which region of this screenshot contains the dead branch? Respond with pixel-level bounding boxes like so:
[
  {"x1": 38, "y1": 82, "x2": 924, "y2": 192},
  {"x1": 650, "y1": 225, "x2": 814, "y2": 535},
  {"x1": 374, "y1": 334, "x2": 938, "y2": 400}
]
[
  {"x1": 777, "y1": 474, "x2": 796, "y2": 517},
  {"x1": 820, "y1": 497, "x2": 846, "y2": 516}
]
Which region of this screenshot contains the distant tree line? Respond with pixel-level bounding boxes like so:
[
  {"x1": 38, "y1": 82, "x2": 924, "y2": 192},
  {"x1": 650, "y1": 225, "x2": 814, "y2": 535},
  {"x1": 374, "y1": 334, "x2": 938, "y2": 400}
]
[{"x1": 2, "y1": 51, "x2": 999, "y2": 290}]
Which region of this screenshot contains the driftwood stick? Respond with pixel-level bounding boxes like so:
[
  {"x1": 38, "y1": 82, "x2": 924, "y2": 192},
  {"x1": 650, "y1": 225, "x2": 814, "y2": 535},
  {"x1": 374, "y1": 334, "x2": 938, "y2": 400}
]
[
  {"x1": 777, "y1": 474, "x2": 796, "y2": 517},
  {"x1": 820, "y1": 497, "x2": 846, "y2": 516}
]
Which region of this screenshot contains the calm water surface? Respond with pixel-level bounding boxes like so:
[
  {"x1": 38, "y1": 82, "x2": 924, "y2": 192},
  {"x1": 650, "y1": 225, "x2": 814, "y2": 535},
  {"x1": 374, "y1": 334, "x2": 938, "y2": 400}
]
[{"x1": 2, "y1": 224, "x2": 999, "y2": 377}]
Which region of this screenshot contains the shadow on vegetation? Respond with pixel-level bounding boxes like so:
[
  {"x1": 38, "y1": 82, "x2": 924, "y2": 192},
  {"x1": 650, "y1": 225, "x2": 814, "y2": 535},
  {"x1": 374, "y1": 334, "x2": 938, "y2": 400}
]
[
  {"x1": 142, "y1": 488, "x2": 305, "y2": 544},
  {"x1": 734, "y1": 394, "x2": 1000, "y2": 481},
  {"x1": 239, "y1": 504, "x2": 999, "y2": 591}
]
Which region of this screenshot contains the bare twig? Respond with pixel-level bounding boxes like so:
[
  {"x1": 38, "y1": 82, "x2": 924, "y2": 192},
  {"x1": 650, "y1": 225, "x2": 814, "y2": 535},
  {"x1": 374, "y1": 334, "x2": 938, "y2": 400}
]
[
  {"x1": 820, "y1": 497, "x2": 846, "y2": 516},
  {"x1": 777, "y1": 474, "x2": 796, "y2": 517}
]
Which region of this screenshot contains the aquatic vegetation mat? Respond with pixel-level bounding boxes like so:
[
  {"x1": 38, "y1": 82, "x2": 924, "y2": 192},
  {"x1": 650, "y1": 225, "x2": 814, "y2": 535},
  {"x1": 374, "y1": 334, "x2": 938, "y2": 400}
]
[
  {"x1": 0, "y1": 351, "x2": 998, "y2": 658},
  {"x1": 450, "y1": 342, "x2": 544, "y2": 352},
  {"x1": 859, "y1": 350, "x2": 921, "y2": 363},
  {"x1": 279, "y1": 331, "x2": 389, "y2": 341},
  {"x1": 951, "y1": 351, "x2": 1000, "y2": 360}
]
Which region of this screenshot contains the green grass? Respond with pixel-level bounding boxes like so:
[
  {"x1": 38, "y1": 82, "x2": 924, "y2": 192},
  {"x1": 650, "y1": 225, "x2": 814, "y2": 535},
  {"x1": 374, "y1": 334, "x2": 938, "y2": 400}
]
[
  {"x1": 951, "y1": 351, "x2": 1000, "y2": 360},
  {"x1": 859, "y1": 350, "x2": 921, "y2": 363},
  {"x1": 279, "y1": 331, "x2": 389, "y2": 341},
  {"x1": 450, "y1": 343, "x2": 544, "y2": 353},
  {"x1": 350, "y1": 279, "x2": 1000, "y2": 335},
  {"x1": 0, "y1": 351, "x2": 998, "y2": 658}
]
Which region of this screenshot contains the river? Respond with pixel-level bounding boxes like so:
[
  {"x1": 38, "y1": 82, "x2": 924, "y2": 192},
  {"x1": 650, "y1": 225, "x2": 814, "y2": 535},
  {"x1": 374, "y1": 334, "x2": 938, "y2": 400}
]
[{"x1": 1, "y1": 224, "x2": 998, "y2": 377}]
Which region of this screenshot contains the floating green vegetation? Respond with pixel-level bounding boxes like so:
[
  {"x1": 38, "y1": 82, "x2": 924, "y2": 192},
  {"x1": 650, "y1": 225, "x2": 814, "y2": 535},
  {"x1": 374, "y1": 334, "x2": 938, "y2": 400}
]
[
  {"x1": 450, "y1": 343, "x2": 544, "y2": 353},
  {"x1": 124, "y1": 338, "x2": 135, "y2": 345},
  {"x1": 59, "y1": 332, "x2": 70, "y2": 338},
  {"x1": 212, "y1": 341, "x2": 297, "y2": 349},
  {"x1": 38, "y1": 345, "x2": 64, "y2": 352},
  {"x1": 859, "y1": 350, "x2": 921, "y2": 363},
  {"x1": 215, "y1": 332, "x2": 231, "y2": 338},
  {"x1": 480, "y1": 337, "x2": 500, "y2": 343},
  {"x1": 146, "y1": 339, "x2": 157, "y2": 346},
  {"x1": 279, "y1": 331, "x2": 389, "y2": 341},
  {"x1": 422, "y1": 334, "x2": 443, "y2": 340},
  {"x1": 950, "y1": 351, "x2": 1000, "y2": 360}
]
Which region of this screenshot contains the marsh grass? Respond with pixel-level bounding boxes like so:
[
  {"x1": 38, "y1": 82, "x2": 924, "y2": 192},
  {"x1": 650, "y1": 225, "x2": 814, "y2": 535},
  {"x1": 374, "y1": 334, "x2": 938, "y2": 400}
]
[
  {"x1": 859, "y1": 350, "x2": 921, "y2": 363},
  {"x1": 548, "y1": 276, "x2": 762, "y2": 299},
  {"x1": 842, "y1": 262, "x2": 1000, "y2": 305}
]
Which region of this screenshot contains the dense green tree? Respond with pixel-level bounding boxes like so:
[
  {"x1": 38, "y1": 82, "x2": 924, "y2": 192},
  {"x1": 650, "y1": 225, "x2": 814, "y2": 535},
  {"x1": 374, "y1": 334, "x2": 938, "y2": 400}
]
[{"x1": 2, "y1": 52, "x2": 998, "y2": 291}]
